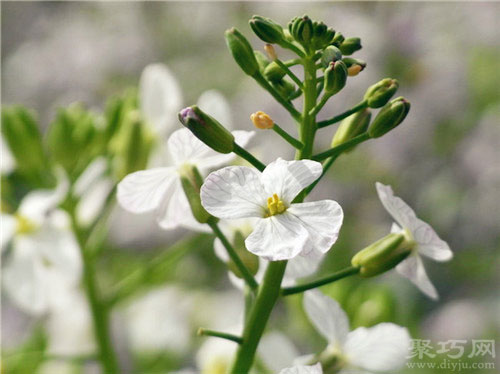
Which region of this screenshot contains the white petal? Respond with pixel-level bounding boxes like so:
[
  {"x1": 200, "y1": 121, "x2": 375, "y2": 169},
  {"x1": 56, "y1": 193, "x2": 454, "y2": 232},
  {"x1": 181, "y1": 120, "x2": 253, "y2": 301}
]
[
  {"x1": 259, "y1": 332, "x2": 300, "y2": 372},
  {"x1": 197, "y1": 89, "x2": 232, "y2": 129},
  {"x1": 262, "y1": 159, "x2": 322, "y2": 204},
  {"x1": 304, "y1": 290, "x2": 349, "y2": 346},
  {"x1": 287, "y1": 200, "x2": 343, "y2": 255},
  {"x1": 375, "y1": 182, "x2": 417, "y2": 229},
  {"x1": 410, "y1": 217, "x2": 453, "y2": 262},
  {"x1": 283, "y1": 253, "x2": 323, "y2": 286},
  {"x1": 245, "y1": 214, "x2": 309, "y2": 261},
  {"x1": 117, "y1": 167, "x2": 177, "y2": 214},
  {"x1": 396, "y1": 254, "x2": 439, "y2": 300},
  {"x1": 139, "y1": 63, "x2": 183, "y2": 135},
  {"x1": 76, "y1": 177, "x2": 113, "y2": 227},
  {"x1": 279, "y1": 363, "x2": 323, "y2": 374},
  {"x1": 1, "y1": 213, "x2": 16, "y2": 250},
  {"x1": 1, "y1": 135, "x2": 15, "y2": 174},
  {"x1": 73, "y1": 157, "x2": 108, "y2": 197},
  {"x1": 201, "y1": 166, "x2": 267, "y2": 219},
  {"x1": 344, "y1": 323, "x2": 411, "y2": 372},
  {"x1": 167, "y1": 128, "x2": 214, "y2": 166}
]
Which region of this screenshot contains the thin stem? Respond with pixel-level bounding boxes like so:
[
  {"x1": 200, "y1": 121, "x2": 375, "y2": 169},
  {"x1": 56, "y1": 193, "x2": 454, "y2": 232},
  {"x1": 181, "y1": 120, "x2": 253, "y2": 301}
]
[
  {"x1": 317, "y1": 100, "x2": 368, "y2": 128},
  {"x1": 208, "y1": 220, "x2": 259, "y2": 291},
  {"x1": 282, "y1": 266, "x2": 360, "y2": 296},
  {"x1": 312, "y1": 132, "x2": 370, "y2": 161},
  {"x1": 197, "y1": 328, "x2": 243, "y2": 344},
  {"x1": 274, "y1": 59, "x2": 304, "y2": 90},
  {"x1": 233, "y1": 143, "x2": 266, "y2": 172},
  {"x1": 281, "y1": 40, "x2": 305, "y2": 58},
  {"x1": 253, "y1": 73, "x2": 302, "y2": 121},
  {"x1": 304, "y1": 154, "x2": 339, "y2": 196},
  {"x1": 230, "y1": 261, "x2": 288, "y2": 373},
  {"x1": 310, "y1": 92, "x2": 333, "y2": 117},
  {"x1": 273, "y1": 124, "x2": 304, "y2": 149}
]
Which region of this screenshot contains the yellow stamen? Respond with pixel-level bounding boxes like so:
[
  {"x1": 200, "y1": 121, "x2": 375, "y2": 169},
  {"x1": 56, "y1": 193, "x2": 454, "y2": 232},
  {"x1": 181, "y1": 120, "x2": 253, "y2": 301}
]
[
  {"x1": 250, "y1": 111, "x2": 274, "y2": 130},
  {"x1": 15, "y1": 214, "x2": 37, "y2": 235},
  {"x1": 266, "y1": 193, "x2": 286, "y2": 216}
]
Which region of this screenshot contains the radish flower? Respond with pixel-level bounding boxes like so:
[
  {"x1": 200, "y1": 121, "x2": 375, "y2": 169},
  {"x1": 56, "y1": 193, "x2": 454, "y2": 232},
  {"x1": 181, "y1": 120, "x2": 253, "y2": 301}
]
[
  {"x1": 201, "y1": 158, "x2": 343, "y2": 261},
  {"x1": 280, "y1": 364, "x2": 323, "y2": 374},
  {"x1": 376, "y1": 182, "x2": 453, "y2": 299}
]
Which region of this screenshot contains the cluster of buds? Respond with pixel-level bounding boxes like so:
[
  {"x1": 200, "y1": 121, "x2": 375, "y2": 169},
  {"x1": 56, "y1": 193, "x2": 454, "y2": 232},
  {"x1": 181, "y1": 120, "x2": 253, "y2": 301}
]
[{"x1": 288, "y1": 16, "x2": 336, "y2": 50}]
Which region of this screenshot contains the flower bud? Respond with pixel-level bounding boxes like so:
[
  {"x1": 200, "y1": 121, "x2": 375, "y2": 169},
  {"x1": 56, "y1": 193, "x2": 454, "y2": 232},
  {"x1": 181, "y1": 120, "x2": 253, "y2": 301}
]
[
  {"x1": 311, "y1": 21, "x2": 335, "y2": 50},
  {"x1": 351, "y1": 230, "x2": 415, "y2": 277},
  {"x1": 250, "y1": 111, "x2": 274, "y2": 130},
  {"x1": 342, "y1": 57, "x2": 366, "y2": 76},
  {"x1": 289, "y1": 15, "x2": 313, "y2": 47},
  {"x1": 331, "y1": 108, "x2": 371, "y2": 149},
  {"x1": 339, "y1": 37, "x2": 362, "y2": 55},
  {"x1": 179, "y1": 165, "x2": 212, "y2": 224},
  {"x1": 321, "y1": 45, "x2": 342, "y2": 68},
  {"x1": 249, "y1": 15, "x2": 286, "y2": 45},
  {"x1": 228, "y1": 231, "x2": 260, "y2": 277},
  {"x1": 263, "y1": 61, "x2": 285, "y2": 82},
  {"x1": 368, "y1": 97, "x2": 410, "y2": 138},
  {"x1": 272, "y1": 78, "x2": 296, "y2": 100},
  {"x1": 364, "y1": 78, "x2": 399, "y2": 108},
  {"x1": 225, "y1": 28, "x2": 259, "y2": 77},
  {"x1": 324, "y1": 61, "x2": 347, "y2": 95},
  {"x1": 264, "y1": 44, "x2": 278, "y2": 61},
  {"x1": 331, "y1": 32, "x2": 345, "y2": 47},
  {"x1": 179, "y1": 106, "x2": 235, "y2": 154},
  {"x1": 253, "y1": 50, "x2": 270, "y2": 72}
]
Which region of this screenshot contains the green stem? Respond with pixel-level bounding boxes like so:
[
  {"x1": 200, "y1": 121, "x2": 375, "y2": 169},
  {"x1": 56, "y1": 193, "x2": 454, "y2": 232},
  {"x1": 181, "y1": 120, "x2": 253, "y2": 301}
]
[
  {"x1": 208, "y1": 220, "x2": 259, "y2": 291},
  {"x1": 197, "y1": 328, "x2": 243, "y2": 344},
  {"x1": 273, "y1": 124, "x2": 304, "y2": 149},
  {"x1": 304, "y1": 154, "x2": 340, "y2": 196},
  {"x1": 233, "y1": 143, "x2": 266, "y2": 172},
  {"x1": 312, "y1": 132, "x2": 370, "y2": 161},
  {"x1": 281, "y1": 40, "x2": 305, "y2": 58},
  {"x1": 282, "y1": 266, "x2": 360, "y2": 296},
  {"x1": 310, "y1": 92, "x2": 333, "y2": 117},
  {"x1": 317, "y1": 100, "x2": 368, "y2": 128},
  {"x1": 229, "y1": 260, "x2": 288, "y2": 373},
  {"x1": 296, "y1": 57, "x2": 318, "y2": 160},
  {"x1": 274, "y1": 59, "x2": 304, "y2": 90}
]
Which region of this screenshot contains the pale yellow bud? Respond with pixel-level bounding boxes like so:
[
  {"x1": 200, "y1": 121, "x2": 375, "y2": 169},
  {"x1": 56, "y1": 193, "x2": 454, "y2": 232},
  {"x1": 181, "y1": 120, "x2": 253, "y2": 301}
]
[
  {"x1": 264, "y1": 43, "x2": 278, "y2": 61},
  {"x1": 250, "y1": 111, "x2": 274, "y2": 129},
  {"x1": 347, "y1": 64, "x2": 363, "y2": 76}
]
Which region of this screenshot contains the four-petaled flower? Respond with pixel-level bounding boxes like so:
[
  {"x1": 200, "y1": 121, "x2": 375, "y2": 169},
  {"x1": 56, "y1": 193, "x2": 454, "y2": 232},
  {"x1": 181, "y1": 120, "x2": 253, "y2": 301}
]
[
  {"x1": 304, "y1": 290, "x2": 411, "y2": 373},
  {"x1": 376, "y1": 182, "x2": 453, "y2": 299},
  {"x1": 201, "y1": 158, "x2": 344, "y2": 261}
]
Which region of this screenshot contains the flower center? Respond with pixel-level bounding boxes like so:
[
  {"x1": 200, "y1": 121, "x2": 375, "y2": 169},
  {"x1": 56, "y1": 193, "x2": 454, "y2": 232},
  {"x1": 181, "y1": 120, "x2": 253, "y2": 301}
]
[
  {"x1": 266, "y1": 193, "x2": 286, "y2": 216},
  {"x1": 15, "y1": 214, "x2": 37, "y2": 235}
]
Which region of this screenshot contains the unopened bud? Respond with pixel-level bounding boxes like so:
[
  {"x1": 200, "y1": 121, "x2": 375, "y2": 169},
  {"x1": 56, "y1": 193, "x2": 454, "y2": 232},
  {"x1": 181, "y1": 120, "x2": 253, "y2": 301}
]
[
  {"x1": 321, "y1": 45, "x2": 342, "y2": 68},
  {"x1": 311, "y1": 21, "x2": 335, "y2": 50},
  {"x1": 249, "y1": 15, "x2": 286, "y2": 45},
  {"x1": 264, "y1": 61, "x2": 285, "y2": 82},
  {"x1": 179, "y1": 165, "x2": 212, "y2": 224},
  {"x1": 272, "y1": 78, "x2": 296, "y2": 99},
  {"x1": 343, "y1": 57, "x2": 366, "y2": 76},
  {"x1": 339, "y1": 37, "x2": 362, "y2": 55},
  {"x1": 331, "y1": 108, "x2": 371, "y2": 149},
  {"x1": 225, "y1": 28, "x2": 259, "y2": 77},
  {"x1": 331, "y1": 32, "x2": 345, "y2": 47},
  {"x1": 324, "y1": 61, "x2": 347, "y2": 95},
  {"x1": 250, "y1": 111, "x2": 274, "y2": 130},
  {"x1": 364, "y1": 78, "x2": 399, "y2": 108},
  {"x1": 368, "y1": 97, "x2": 410, "y2": 138},
  {"x1": 254, "y1": 51, "x2": 270, "y2": 72},
  {"x1": 289, "y1": 15, "x2": 313, "y2": 47},
  {"x1": 352, "y1": 230, "x2": 415, "y2": 277},
  {"x1": 264, "y1": 44, "x2": 278, "y2": 61},
  {"x1": 179, "y1": 106, "x2": 235, "y2": 154}
]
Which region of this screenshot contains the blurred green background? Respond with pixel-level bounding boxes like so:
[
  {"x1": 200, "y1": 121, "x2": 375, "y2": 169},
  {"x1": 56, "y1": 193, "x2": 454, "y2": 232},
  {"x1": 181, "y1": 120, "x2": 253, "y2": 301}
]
[{"x1": 2, "y1": 2, "x2": 499, "y2": 374}]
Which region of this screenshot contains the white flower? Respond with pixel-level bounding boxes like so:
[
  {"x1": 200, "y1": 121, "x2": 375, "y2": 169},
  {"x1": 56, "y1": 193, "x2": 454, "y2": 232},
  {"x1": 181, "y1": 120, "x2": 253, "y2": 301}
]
[
  {"x1": 1, "y1": 176, "x2": 82, "y2": 315},
  {"x1": 280, "y1": 364, "x2": 323, "y2": 374},
  {"x1": 1, "y1": 135, "x2": 15, "y2": 174},
  {"x1": 117, "y1": 128, "x2": 253, "y2": 231},
  {"x1": 304, "y1": 290, "x2": 410, "y2": 373},
  {"x1": 201, "y1": 158, "x2": 344, "y2": 261},
  {"x1": 376, "y1": 182, "x2": 453, "y2": 299}
]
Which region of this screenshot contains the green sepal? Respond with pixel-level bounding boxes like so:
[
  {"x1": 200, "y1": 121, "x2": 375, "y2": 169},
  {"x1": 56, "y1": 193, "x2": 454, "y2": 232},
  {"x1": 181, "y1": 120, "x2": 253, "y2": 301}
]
[
  {"x1": 264, "y1": 61, "x2": 286, "y2": 82},
  {"x1": 368, "y1": 96, "x2": 410, "y2": 138},
  {"x1": 321, "y1": 45, "x2": 343, "y2": 68},
  {"x1": 225, "y1": 28, "x2": 260, "y2": 77},
  {"x1": 339, "y1": 37, "x2": 362, "y2": 55},
  {"x1": 364, "y1": 78, "x2": 399, "y2": 108},
  {"x1": 331, "y1": 108, "x2": 371, "y2": 149},
  {"x1": 323, "y1": 61, "x2": 347, "y2": 95},
  {"x1": 249, "y1": 15, "x2": 286, "y2": 45},
  {"x1": 179, "y1": 165, "x2": 212, "y2": 224}
]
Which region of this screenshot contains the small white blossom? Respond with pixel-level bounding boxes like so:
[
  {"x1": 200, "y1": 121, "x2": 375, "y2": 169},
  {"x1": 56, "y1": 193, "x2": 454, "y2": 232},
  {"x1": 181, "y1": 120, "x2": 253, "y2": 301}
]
[
  {"x1": 304, "y1": 290, "x2": 410, "y2": 373},
  {"x1": 117, "y1": 128, "x2": 253, "y2": 231},
  {"x1": 376, "y1": 182, "x2": 453, "y2": 299},
  {"x1": 279, "y1": 363, "x2": 323, "y2": 374},
  {"x1": 201, "y1": 158, "x2": 344, "y2": 261},
  {"x1": 1, "y1": 175, "x2": 82, "y2": 315}
]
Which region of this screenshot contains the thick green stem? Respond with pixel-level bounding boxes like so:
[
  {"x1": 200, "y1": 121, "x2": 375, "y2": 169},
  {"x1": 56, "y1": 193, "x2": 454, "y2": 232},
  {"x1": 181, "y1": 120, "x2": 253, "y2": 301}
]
[
  {"x1": 229, "y1": 260, "x2": 288, "y2": 373},
  {"x1": 233, "y1": 143, "x2": 266, "y2": 172},
  {"x1": 312, "y1": 132, "x2": 370, "y2": 161},
  {"x1": 282, "y1": 266, "x2": 360, "y2": 296},
  {"x1": 317, "y1": 100, "x2": 368, "y2": 128},
  {"x1": 296, "y1": 57, "x2": 318, "y2": 160}
]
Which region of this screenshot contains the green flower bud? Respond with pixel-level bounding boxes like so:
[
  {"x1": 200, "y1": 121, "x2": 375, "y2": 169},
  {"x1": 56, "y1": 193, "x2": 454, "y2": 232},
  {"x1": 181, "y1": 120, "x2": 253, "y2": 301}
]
[
  {"x1": 331, "y1": 108, "x2": 371, "y2": 149},
  {"x1": 321, "y1": 45, "x2": 342, "y2": 68},
  {"x1": 228, "y1": 231, "x2": 260, "y2": 277},
  {"x1": 179, "y1": 165, "x2": 212, "y2": 224},
  {"x1": 272, "y1": 78, "x2": 296, "y2": 100},
  {"x1": 331, "y1": 32, "x2": 345, "y2": 47},
  {"x1": 179, "y1": 106, "x2": 235, "y2": 154},
  {"x1": 254, "y1": 50, "x2": 270, "y2": 72},
  {"x1": 264, "y1": 61, "x2": 286, "y2": 82},
  {"x1": 339, "y1": 37, "x2": 362, "y2": 55},
  {"x1": 324, "y1": 61, "x2": 347, "y2": 95},
  {"x1": 310, "y1": 21, "x2": 335, "y2": 50},
  {"x1": 225, "y1": 28, "x2": 259, "y2": 77},
  {"x1": 104, "y1": 90, "x2": 137, "y2": 143},
  {"x1": 289, "y1": 15, "x2": 313, "y2": 47},
  {"x1": 249, "y1": 15, "x2": 286, "y2": 45},
  {"x1": 364, "y1": 78, "x2": 399, "y2": 108},
  {"x1": 351, "y1": 230, "x2": 415, "y2": 277},
  {"x1": 342, "y1": 57, "x2": 367, "y2": 76},
  {"x1": 368, "y1": 97, "x2": 411, "y2": 138}
]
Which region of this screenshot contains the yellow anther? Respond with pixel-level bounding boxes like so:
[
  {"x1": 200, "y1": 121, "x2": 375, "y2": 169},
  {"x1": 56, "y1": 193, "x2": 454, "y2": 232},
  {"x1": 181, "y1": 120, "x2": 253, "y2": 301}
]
[
  {"x1": 15, "y1": 214, "x2": 37, "y2": 235},
  {"x1": 264, "y1": 43, "x2": 278, "y2": 61},
  {"x1": 266, "y1": 193, "x2": 286, "y2": 216},
  {"x1": 250, "y1": 111, "x2": 274, "y2": 130},
  {"x1": 347, "y1": 64, "x2": 363, "y2": 77}
]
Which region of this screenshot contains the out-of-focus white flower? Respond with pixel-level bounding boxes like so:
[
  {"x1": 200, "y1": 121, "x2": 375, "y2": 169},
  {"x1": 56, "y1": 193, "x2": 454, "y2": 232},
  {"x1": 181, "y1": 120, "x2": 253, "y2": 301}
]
[
  {"x1": 36, "y1": 360, "x2": 78, "y2": 374},
  {"x1": 201, "y1": 158, "x2": 344, "y2": 261},
  {"x1": 197, "y1": 89, "x2": 232, "y2": 130},
  {"x1": 196, "y1": 334, "x2": 238, "y2": 374},
  {"x1": 1, "y1": 135, "x2": 15, "y2": 174},
  {"x1": 258, "y1": 332, "x2": 301, "y2": 373},
  {"x1": 304, "y1": 290, "x2": 410, "y2": 373},
  {"x1": 1, "y1": 175, "x2": 82, "y2": 315},
  {"x1": 279, "y1": 363, "x2": 323, "y2": 374},
  {"x1": 117, "y1": 128, "x2": 253, "y2": 231},
  {"x1": 125, "y1": 286, "x2": 193, "y2": 355},
  {"x1": 376, "y1": 182, "x2": 453, "y2": 299}
]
